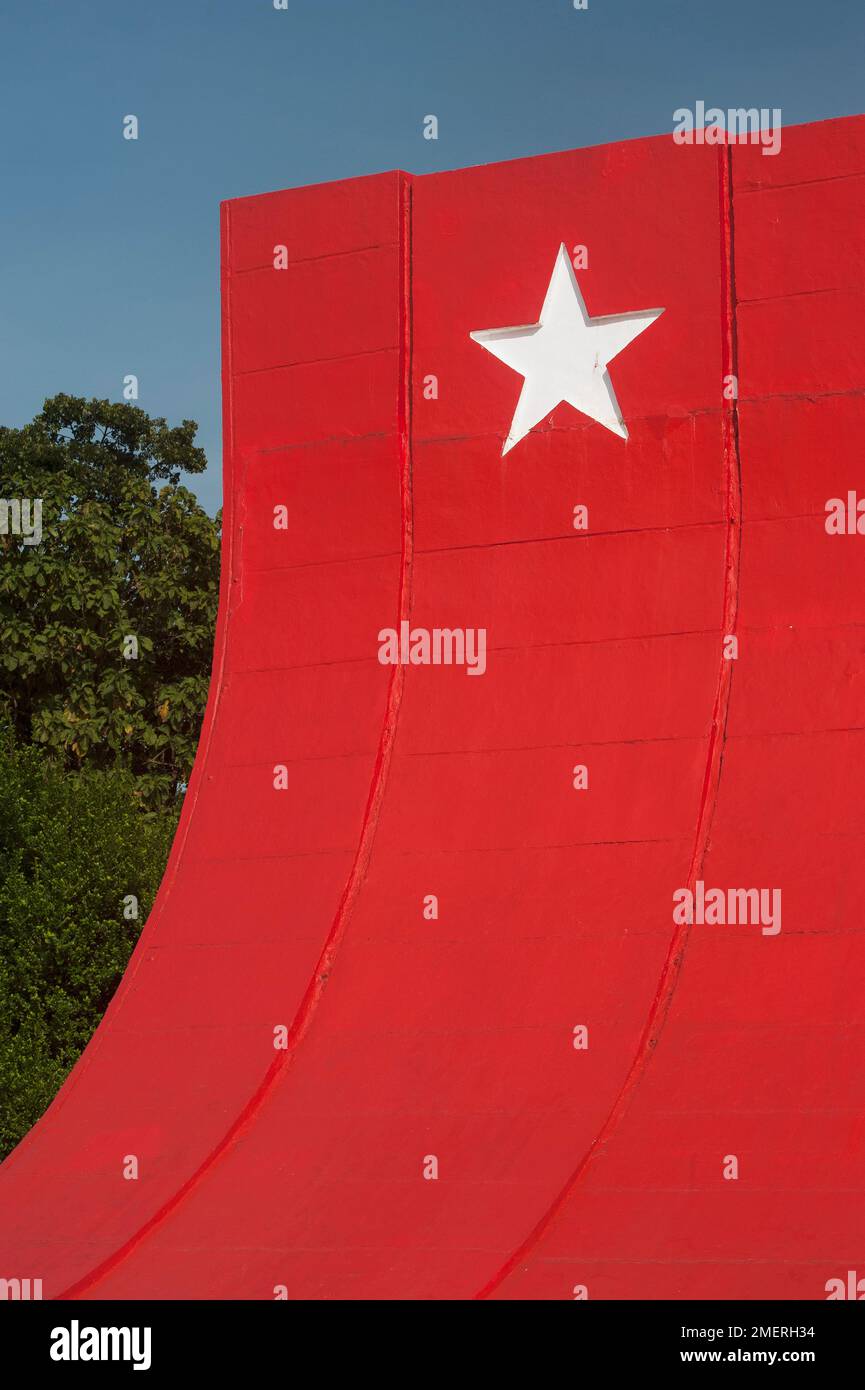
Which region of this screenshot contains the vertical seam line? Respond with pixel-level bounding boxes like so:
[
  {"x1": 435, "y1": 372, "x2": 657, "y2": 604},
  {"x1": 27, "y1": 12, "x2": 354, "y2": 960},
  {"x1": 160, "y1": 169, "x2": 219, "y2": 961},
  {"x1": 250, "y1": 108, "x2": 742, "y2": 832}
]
[
  {"x1": 475, "y1": 145, "x2": 743, "y2": 1300},
  {"x1": 56, "y1": 176, "x2": 415, "y2": 1300}
]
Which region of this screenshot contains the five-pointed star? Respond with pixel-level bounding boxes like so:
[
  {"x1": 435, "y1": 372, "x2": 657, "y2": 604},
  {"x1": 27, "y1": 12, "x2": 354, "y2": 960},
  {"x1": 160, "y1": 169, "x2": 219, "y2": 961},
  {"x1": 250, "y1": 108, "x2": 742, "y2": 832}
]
[{"x1": 470, "y1": 244, "x2": 663, "y2": 455}]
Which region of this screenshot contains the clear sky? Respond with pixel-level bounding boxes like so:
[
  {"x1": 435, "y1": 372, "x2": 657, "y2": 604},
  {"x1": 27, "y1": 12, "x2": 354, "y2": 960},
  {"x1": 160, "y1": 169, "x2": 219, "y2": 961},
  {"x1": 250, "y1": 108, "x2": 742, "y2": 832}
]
[{"x1": 1, "y1": 0, "x2": 862, "y2": 515}]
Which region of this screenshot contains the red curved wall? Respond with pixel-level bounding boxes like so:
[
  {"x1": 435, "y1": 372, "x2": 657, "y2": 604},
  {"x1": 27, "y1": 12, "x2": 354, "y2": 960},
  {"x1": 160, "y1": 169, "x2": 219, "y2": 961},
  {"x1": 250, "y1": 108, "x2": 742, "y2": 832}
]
[{"x1": 1, "y1": 116, "x2": 863, "y2": 1300}]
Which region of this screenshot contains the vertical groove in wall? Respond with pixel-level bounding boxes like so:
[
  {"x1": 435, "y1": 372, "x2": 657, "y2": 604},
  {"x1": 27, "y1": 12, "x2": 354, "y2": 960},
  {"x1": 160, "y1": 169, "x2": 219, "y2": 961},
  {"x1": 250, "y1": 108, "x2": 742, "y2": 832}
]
[
  {"x1": 475, "y1": 144, "x2": 744, "y2": 1300},
  {"x1": 58, "y1": 175, "x2": 416, "y2": 1300}
]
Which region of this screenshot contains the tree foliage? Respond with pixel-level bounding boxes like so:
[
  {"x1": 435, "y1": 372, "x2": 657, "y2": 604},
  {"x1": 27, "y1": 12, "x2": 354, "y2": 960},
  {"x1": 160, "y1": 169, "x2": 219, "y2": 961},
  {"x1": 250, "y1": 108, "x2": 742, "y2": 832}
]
[
  {"x1": 0, "y1": 395, "x2": 220, "y2": 1158},
  {"x1": 0, "y1": 720, "x2": 175, "y2": 1158},
  {"x1": 0, "y1": 395, "x2": 220, "y2": 811}
]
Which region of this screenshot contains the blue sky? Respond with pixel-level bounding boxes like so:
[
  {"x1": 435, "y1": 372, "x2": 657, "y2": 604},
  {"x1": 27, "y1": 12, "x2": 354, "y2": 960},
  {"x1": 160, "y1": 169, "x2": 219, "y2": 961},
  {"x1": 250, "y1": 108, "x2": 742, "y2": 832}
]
[{"x1": 1, "y1": 0, "x2": 862, "y2": 515}]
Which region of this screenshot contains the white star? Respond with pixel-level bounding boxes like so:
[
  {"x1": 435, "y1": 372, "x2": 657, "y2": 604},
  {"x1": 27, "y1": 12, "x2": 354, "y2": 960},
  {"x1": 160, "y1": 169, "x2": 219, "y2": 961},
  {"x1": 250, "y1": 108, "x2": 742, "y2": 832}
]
[{"x1": 470, "y1": 244, "x2": 663, "y2": 455}]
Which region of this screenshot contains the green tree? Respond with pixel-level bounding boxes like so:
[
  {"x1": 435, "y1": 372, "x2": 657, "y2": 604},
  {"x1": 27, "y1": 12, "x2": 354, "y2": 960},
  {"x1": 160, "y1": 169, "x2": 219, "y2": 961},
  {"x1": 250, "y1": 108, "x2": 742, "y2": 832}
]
[
  {"x1": 0, "y1": 395, "x2": 220, "y2": 811},
  {"x1": 0, "y1": 396, "x2": 220, "y2": 1158},
  {"x1": 0, "y1": 720, "x2": 175, "y2": 1158}
]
